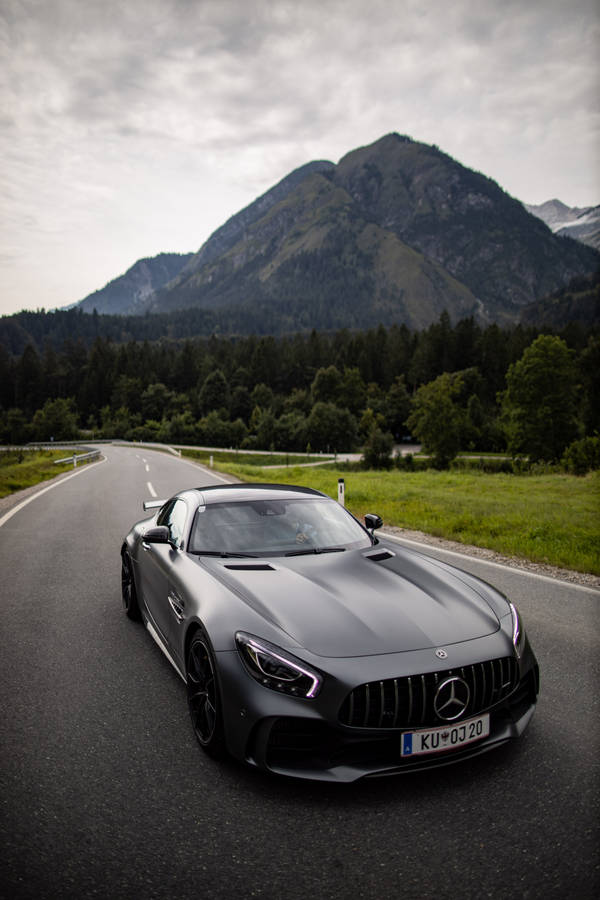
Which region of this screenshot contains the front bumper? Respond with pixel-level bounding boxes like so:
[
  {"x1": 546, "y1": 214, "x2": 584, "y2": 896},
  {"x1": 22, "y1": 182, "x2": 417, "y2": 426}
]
[{"x1": 215, "y1": 638, "x2": 540, "y2": 783}]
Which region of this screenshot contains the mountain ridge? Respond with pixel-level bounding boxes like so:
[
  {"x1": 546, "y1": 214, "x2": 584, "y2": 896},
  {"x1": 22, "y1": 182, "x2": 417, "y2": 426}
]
[
  {"x1": 73, "y1": 134, "x2": 599, "y2": 331},
  {"x1": 525, "y1": 199, "x2": 600, "y2": 250},
  {"x1": 77, "y1": 252, "x2": 193, "y2": 315}
]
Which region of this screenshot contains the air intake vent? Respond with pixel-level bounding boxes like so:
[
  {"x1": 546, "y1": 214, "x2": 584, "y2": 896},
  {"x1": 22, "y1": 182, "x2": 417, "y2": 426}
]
[
  {"x1": 224, "y1": 563, "x2": 275, "y2": 571},
  {"x1": 339, "y1": 657, "x2": 518, "y2": 729},
  {"x1": 366, "y1": 550, "x2": 395, "y2": 562}
]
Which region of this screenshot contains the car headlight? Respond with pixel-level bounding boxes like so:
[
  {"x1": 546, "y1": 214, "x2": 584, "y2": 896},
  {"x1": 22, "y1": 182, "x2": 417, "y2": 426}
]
[
  {"x1": 235, "y1": 632, "x2": 322, "y2": 699},
  {"x1": 509, "y1": 602, "x2": 526, "y2": 658}
]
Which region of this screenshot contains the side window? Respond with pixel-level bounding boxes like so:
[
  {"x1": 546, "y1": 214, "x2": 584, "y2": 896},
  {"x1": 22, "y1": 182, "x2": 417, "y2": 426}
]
[
  {"x1": 157, "y1": 500, "x2": 175, "y2": 527},
  {"x1": 165, "y1": 499, "x2": 188, "y2": 549}
]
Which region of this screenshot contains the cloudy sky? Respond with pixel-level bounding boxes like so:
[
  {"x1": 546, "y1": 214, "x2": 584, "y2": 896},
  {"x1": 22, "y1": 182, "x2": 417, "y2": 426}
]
[{"x1": 1, "y1": 0, "x2": 599, "y2": 316}]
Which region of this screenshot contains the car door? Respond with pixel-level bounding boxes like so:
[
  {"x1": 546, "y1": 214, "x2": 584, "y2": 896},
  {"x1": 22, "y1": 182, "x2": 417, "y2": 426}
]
[{"x1": 140, "y1": 499, "x2": 188, "y2": 649}]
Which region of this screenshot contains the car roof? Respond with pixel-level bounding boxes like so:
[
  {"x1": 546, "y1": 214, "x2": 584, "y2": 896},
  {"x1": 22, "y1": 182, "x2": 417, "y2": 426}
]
[{"x1": 191, "y1": 483, "x2": 327, "y2": 505}]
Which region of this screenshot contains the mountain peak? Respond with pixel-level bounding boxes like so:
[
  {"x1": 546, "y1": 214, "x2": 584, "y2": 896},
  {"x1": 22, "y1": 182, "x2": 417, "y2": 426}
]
[
  {"x1": 526, "y1": 199, "x2": 600, "y2": 250},
  {"x1": 74, "y1": 134, "x2": 600, "y2": 330}
]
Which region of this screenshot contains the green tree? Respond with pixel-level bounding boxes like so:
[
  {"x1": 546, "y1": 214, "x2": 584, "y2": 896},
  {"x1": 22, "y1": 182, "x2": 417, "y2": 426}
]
[
  {"x1": 230, "y1": 385, "x2": 253, "y2": 423},
  {"x1": 250, "y1": 408, "x2": 277, "y2": 449},
  {"x1": 407, "y1": 372, "x2": 464, "y2": 467},
  {"x1": 31, "y1": 398, "x2": 79, "y2": 441},
  {"x1": 305, "y1": 402, "x2": 357, "y2": 452},
  {"x1": 1, "y1": 408, "x2": 29, "y2": 444},
  {"x1": 274, "y1": 412, "x2": 307, "y2": 451},
  {"x1": 500, "y1": 335, "x2": 579, "y2": 462},
  {"x1": 358, "y1": 407, "x2": 385, "y2": 442},
  {"x1": 579, "y1": 336, "x2": 600, "y2": 435},
  {"x1": 141, "y1": 382, "x2": 175, "y2": 421},
  {"x1": 251, "y1": 383, "x2": 274, "y2": 411},
  {"x1": 362, "y1": 426, "x2": 394, "y2": 469},
  {"x1": 562, "y1": 436, "x2": 600, "y2": 475},
  {"x1": 282, "y1": 388, "x2": 311, "y2": 416},
  {"x1": 339, "y1": 367, "x2": 366, "y2": 415},
  {"x1": 364, "y1": 382, "x2": 385, "y2": 417},
  {"x1": 311, "y1": 365, "x2": 343, "y2": 404},
  {"x1": 14, "y1": 344, "x2": 44, "y2": 413},
  {"x1": 111, "y1": 375, "x2": 143, "y2": 414},
  {"x1": 198, "y1": 370, "x2": 230, "y2": 415},
  {"x1": 384, "y1": 375, "x2": 411, "y2": 438},
  {"x1": 197, "y1": 411, "x2": 227, "y2": 446}
]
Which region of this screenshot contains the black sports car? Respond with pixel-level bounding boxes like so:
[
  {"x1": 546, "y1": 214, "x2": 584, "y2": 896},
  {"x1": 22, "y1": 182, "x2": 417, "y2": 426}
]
[{"x1": 121, "y1": 483, "x2": 539, "y2": 782}]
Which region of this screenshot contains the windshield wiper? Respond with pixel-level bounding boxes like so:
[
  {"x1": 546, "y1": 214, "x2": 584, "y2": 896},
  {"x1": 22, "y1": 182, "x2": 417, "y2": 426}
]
[
  {"x1": 285, "y1": 546, "x2": 346, "y2": 557},
  {"x1": 190, "y1": 550, "x2": 258, "y2": 558}
]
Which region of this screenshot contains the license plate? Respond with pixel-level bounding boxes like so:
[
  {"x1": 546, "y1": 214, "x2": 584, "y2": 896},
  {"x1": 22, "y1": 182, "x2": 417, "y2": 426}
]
[{"x1": 401, "y1": 713, "x2": 490, "y2": 757}]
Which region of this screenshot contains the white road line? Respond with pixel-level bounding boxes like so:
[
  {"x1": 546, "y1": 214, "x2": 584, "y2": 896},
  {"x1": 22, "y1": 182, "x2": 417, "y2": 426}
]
[
  {"x1": 147, "y1": 482, "x2": 157, "y2": 497},
  {"x1": 177, "y1": 457, "x2": 232, "y2": 483},
  {"x1": 145, "y1": 464, "x2": 150, "y2": 472},
  {"x1": 382, "y1": 531, "x2": 600, "y2": 594},
  {"x1": 0, "y1": 457, "x2": 106, "y2": 529}
]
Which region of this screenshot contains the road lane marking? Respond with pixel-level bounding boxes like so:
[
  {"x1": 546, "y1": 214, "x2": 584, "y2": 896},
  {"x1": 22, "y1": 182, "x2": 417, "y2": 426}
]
[
  {"x1": 147, "y1": 482, "x2": 157, "y2": 497},
  {"x1": 0, "y1": 457, "x2": 106, "y2": 529},
  {"x1": 382, "y1": 532, "x2": 600, "y2": 595},
  {"x1": 145, "y1": 464, "x2": 150, "y2": 472},
  {"x1": 177, "y1": 457, "x2": 232, "y2": 483}
]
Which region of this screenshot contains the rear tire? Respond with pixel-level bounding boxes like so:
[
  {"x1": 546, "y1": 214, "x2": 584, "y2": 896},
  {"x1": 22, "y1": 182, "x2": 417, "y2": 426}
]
[
  {"x1": 186, "y1": 632, "x2": 227, "y2": 759},
  {"x1": 121, "y1": 549, "x2": 141, "y2": 621}
]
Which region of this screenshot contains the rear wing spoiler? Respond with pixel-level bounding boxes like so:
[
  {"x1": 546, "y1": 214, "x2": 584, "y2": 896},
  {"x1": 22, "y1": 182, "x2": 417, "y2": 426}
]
[{"x1": 143, "y1": 499, "x2": 166, "y2": 511}]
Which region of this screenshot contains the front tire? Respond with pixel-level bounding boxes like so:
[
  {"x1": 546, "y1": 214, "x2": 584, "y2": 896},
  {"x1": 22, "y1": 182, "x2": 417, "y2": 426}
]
[
  {"x1": 186, "y1": 632, "x2": 226, "y2": 759},
  {"x1": 121, "y1": 549, "x2": 141, "y2": 621}
]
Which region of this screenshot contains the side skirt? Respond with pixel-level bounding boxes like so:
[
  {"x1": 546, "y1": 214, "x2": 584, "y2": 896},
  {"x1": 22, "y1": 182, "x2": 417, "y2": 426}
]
[{"x1": 143, "y1": 615, "x2": 186, "y2": 682}]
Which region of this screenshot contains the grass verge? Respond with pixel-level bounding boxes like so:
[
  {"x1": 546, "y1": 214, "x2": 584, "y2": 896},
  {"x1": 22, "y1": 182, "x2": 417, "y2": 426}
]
[
  {"x1": 209, "y1": 462, "x2": 600, "y2": 575},
  {"x1": 182, "y1": 448, "x2": 333, "y2": 467},
  {"x1": 0, "y1": 449, "x2": 81, "y2": 498}
]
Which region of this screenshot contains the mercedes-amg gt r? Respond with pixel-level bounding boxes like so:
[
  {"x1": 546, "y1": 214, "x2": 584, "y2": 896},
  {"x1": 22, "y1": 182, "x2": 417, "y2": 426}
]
[{"x1": 121, "y1": 483, "x2": 539, "y2": 782}]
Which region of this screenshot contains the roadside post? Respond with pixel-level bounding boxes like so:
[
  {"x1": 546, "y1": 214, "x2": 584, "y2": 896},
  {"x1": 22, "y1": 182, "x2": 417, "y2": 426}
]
[{"x1": 337, "y1": 477, "x2": 345, "y2": 506}]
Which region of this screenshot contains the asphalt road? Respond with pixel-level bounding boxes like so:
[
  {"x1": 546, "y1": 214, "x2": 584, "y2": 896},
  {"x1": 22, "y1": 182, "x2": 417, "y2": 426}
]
[{"x1": 0, "y1": 445, "x2": 598, "y2": 900}]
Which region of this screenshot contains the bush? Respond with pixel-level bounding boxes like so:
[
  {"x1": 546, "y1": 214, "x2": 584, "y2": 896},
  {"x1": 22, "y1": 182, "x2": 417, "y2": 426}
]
[
  {"x1": 562, "y1": 436, "x2": 600, "y2": 475},
  {"x1": 451, "y1": 456, "x2": 514, "y2": 474},
  {"x1": 362, "y1": 427, "x2": 394, "y2": 469}
]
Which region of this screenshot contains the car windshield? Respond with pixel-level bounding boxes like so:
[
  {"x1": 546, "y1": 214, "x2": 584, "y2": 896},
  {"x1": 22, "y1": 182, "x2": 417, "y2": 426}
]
[{"x1": 189, "y1": 497, "x2": 372, "y2": 557}]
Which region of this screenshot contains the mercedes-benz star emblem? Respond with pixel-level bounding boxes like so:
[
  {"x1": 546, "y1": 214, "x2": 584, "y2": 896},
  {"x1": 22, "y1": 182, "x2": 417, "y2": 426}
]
[
  {"x1": 435, "y1": 648, "x2": 448, "y2": 659},
  {"x1": 434, "y1": 676, "x2": 470, "y2": 721}
]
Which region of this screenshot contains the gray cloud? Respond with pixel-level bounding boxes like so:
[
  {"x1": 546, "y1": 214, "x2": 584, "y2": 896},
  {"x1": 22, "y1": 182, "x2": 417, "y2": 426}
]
[{"x1": 0, "y1": 0, "x2": 598, "y2": 313}]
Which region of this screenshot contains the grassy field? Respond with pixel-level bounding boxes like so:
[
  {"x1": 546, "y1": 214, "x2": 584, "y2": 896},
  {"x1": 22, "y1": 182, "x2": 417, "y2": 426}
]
[
  {"x1": 3, "y1": 445, "x2": 597, "y2": 574},
  {"x1": 182, "y1": 448, "x2": 333, "y2": 467},
  {"x1": 205, "y1": 461, "x2": 600, "y2": 575},
  {"x1": 0, "y1": 449, "x2": 77, "y2": 498}
]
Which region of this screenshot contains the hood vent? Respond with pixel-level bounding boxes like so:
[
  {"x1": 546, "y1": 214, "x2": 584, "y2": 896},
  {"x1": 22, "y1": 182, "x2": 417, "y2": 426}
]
[
  {"x1": 224, "y1": 563, "x2": 275, "y2": 571},
  {"x1": 365, "y1": 550, "x2": 395, "y2": 562}
]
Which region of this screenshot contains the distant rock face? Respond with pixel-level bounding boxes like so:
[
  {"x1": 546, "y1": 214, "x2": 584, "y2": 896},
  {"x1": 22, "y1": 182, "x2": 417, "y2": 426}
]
[
  {"x1": 526, "y1": 199, "x2": 600, "y2": 251},
  {"x1": 329, "y1": 136, "x2": 598, "y2": 320},
  {"x1": 76, "y1": 135, "x2": 600, "y2": 331},
  {"x1": 76, "y1": 253, "x2": 193, "y2": 315}
]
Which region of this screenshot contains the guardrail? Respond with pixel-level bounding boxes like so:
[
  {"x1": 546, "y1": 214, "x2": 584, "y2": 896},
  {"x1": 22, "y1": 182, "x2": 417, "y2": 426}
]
[{"x1": 53, "y1": 450, "x2": 101, "y2": 468}]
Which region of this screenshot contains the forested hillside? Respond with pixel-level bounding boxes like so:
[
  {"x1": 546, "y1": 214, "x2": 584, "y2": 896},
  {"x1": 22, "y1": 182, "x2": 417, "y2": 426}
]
[{"x1": 2, "y1": 316, "x2": 597, "y2": 464}]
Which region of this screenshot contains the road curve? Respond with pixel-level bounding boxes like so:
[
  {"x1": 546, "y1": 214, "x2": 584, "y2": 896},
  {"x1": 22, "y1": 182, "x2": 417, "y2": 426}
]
[{"x1": 0, "y1": 445, "x2": 598, "y2": 900}]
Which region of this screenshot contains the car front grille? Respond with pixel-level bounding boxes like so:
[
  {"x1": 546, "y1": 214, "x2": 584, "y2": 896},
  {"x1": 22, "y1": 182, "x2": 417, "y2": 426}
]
[{"x1": 338, "y1": 656, "x2": 518, "y2": 729}]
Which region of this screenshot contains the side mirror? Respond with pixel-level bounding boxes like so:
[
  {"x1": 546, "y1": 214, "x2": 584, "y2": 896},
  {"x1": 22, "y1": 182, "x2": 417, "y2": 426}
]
[
  {"x1": 143, "y1": 525, "x2": 171, "y2": 544},
  {"x1": 364, "y1": 514, "x2": 383, "y2": 534}
]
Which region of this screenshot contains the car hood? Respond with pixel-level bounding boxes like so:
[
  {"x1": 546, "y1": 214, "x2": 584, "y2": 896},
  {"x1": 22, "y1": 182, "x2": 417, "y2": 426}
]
[{"x1": 201, "y1": 546, "x2": 500, "y2": 657}]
